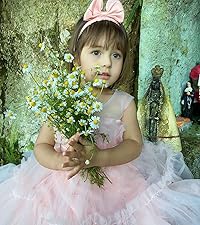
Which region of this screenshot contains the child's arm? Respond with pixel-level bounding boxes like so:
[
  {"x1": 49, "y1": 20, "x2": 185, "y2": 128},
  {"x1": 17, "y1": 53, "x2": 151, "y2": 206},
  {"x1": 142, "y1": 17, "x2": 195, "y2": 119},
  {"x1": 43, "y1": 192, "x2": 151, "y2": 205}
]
[
  {"x1": 68, "y1": 99, "x2": 142, "y2": 169},
  {"x1": 34, "y1": 123, "x2": 81, "y2": 170},
  {"x1": 90, "y1": 99, "x2": 143, "y2": 167},
  {"x1": 64, "y1": 100, "x2": 143, "y2": 178}
]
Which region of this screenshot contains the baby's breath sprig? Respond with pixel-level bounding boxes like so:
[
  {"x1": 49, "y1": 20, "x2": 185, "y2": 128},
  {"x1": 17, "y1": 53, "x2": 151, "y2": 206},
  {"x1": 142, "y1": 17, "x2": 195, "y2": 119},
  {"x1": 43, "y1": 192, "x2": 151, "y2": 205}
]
[{"x1": 20, "y1": 37, "x2": 110, "y2": 187}]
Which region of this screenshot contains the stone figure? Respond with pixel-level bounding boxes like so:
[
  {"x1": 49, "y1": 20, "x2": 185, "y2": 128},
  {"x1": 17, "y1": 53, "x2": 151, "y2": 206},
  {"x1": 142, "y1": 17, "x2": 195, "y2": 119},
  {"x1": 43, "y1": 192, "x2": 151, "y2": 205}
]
[
  {"x1": 146, "y1": 65, "x2": 164, "y2": 142},
  {"x1": 137, "y1": 65, "x2": 182, "y2": 151}
]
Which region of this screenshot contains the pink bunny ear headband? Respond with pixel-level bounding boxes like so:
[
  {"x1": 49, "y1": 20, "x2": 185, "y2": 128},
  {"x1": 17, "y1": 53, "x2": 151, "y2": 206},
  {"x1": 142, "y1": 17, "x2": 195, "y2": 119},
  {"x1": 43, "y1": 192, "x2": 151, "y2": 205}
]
[{"x1": 79, "y1": 0, "x2": 124, "y2": 37}]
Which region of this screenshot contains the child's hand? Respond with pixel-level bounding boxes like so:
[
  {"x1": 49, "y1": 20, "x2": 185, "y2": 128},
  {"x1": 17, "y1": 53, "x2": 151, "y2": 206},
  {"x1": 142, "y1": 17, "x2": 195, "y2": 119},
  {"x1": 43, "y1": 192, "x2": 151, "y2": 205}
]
[
  {"x1": 56, "y1": 150, "x2": 82, "y2": 171},
  {"x1": 65, "y1": 136, "x2": 99, "y2": 179},
  {"x1": 78, "y1": 136, "x2": 98, "y2": 161},
  {"x1": 62, "y1": 136, "x2": 86, "y2": 179},
  {"x1": 54, "y1": 133, "x2": 82, "y2": 171}
]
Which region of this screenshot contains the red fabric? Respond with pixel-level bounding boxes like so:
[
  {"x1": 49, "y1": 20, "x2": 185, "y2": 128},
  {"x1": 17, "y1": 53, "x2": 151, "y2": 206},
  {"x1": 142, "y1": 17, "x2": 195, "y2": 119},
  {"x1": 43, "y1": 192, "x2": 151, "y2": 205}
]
[{"x1": 190, "y1": 65, "x2": 200, "y2": 80}]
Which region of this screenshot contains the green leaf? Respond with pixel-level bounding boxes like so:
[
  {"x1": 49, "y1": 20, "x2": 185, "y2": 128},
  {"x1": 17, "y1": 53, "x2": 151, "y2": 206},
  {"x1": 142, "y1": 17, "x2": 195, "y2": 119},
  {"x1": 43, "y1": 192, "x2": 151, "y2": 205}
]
[{"x1": 124, "y1": 0, "x2": 141, "y2": 30}]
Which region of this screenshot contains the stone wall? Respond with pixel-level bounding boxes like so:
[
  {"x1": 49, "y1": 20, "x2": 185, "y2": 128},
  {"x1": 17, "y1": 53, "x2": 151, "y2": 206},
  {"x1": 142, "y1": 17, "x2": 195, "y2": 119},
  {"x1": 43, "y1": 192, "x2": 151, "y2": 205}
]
[
  {"x1": 139, "y1": 0, "x2": 200, "y2": 115},
  {"x1": 1, "y1": 0, "x2": 200, "y2": 152},
  {"x1": 0, "y1": 0, "x2": 132, "y2": 151},
  {"x1": 0, "y1": 0, "x2": 89, "y2": 149}
]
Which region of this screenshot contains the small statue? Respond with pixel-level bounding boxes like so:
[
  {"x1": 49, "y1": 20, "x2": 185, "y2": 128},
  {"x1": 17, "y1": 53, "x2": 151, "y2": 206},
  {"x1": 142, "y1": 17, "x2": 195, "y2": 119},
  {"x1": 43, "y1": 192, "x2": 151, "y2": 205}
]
[
  {"x1": 181, "y1": 81, "x2": 194, "y2": 119},
  {"x1": 137, "y1": 65, "x2": 182, "y2": 151},
  {"x1": 146, "y1": 65, "x2": 164, "y2": 142}
]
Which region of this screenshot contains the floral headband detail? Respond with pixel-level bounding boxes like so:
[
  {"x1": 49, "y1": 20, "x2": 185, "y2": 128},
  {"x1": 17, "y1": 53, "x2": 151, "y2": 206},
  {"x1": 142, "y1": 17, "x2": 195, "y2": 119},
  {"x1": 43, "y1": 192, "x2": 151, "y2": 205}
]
[{"x1": 78, "y1": 0, "x2": 124, "y2": 37}]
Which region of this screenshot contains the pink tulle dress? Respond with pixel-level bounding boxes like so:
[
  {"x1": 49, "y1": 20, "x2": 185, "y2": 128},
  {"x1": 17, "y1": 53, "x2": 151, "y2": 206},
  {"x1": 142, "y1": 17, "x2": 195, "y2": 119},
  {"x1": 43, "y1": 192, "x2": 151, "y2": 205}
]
[{"x1": 0, "y1": 90, "x2": 200, "y2": 225}]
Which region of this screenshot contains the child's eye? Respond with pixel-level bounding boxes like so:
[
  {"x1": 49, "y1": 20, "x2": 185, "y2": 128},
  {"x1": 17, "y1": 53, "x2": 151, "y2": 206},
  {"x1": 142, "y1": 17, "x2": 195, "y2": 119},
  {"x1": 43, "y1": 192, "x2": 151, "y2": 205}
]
[
  {"x1": 112, "y1": 52, "x2": 122, "y2": 59},
  {"x1": 91, "y1": 50, "x2": 101, "y2": 56}
]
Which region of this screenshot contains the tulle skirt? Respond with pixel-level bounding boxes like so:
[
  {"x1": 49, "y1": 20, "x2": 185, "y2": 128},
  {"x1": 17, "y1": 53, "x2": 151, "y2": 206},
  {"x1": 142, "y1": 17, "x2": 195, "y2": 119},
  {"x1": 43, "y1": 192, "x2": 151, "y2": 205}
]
[{"x1": 0, "y1": 141, "x2": 200, "y2": 225}]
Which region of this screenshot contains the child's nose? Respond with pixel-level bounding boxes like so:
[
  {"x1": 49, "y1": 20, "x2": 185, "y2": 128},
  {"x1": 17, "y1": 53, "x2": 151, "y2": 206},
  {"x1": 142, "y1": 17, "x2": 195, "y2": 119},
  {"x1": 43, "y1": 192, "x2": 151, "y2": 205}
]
[{"x1": 101, "y1": 55, "x2": 112, "y2": 68}]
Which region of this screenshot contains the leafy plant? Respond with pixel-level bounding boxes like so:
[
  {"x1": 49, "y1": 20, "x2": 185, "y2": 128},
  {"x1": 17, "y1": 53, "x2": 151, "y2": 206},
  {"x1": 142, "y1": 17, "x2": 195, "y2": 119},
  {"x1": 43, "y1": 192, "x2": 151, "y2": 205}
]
[{"x1": 0, "y1": 129, "x2": 23, "y2": 166}]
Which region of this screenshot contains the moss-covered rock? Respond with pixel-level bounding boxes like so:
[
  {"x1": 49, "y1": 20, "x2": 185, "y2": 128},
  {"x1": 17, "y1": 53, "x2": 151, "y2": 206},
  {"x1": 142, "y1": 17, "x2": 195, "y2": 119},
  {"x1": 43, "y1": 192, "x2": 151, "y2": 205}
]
[{"x1": 0, "y1": 0, "x2": 133, "y2": 155}]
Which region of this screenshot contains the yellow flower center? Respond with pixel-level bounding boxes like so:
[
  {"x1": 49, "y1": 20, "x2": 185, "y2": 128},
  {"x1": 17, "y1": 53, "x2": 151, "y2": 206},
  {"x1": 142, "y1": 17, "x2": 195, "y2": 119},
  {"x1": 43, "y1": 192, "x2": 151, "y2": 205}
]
[
  {"x1": 30, "y1": 101, "x2": 36, "y2": 107},
  {"x1": 52, "y1": 73, "x2": 59, "y2": 78},
  {"x1": 69, "y1": 74, "x2": 75, "y2": 79},
  {"x1": 64, "y1": 81, "x2": 68, "y2": 86},
  {"x1": 72, "y1": 81, "x2": 77, "y2": 86},
  {"x1": 88, "y1": 87, "x2": 93, "y2": 92},
  {"x1": 23, "y1": 64, "x2": 28, "y2": 69},
  {"x1": 70, "y1": 90, "x2": 75, "y2": 95},
  {"x1": 93, "y1": 119, "x2": 98, "y2": 125},
  {"x1": 41, "y1": 107, "x2": 47, "y2": 112}
]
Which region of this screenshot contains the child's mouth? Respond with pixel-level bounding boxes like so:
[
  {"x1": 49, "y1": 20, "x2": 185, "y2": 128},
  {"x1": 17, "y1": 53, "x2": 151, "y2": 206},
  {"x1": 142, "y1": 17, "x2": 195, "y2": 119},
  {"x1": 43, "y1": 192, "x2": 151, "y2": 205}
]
[{"x1": 98, "y1": 72, "x2": 110, "y2": 80}]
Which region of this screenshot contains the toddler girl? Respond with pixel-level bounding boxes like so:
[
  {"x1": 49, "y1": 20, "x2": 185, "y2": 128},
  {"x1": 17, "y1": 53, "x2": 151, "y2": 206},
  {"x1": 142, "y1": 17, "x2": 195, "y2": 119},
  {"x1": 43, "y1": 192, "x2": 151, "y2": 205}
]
[{"x1": 0, "y1": 0, "x2": 199, "y2": 224}]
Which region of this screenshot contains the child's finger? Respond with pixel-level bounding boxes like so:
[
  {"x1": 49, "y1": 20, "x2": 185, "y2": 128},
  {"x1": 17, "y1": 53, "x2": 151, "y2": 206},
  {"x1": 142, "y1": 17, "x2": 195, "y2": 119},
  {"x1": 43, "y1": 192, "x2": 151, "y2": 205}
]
[
  {"x1": 61, "y1": 166, "x2": 74, "y2": 171},
  {"x1": 67, "y1": 164, "x2": 83, "y2": 179},
  {"x1": 63, "y1": 150, "x2": 79, "y2": 158},
  {"x1": 73, "y1": 132, "x2": 80, "y2": 141},
  {"x1": 78, "y1": 136, "x2": 90, "y2": 146},
  {"x1": 69, "y1": 133, "x2": 80, "y2": 143},
  {"x1": 61, "y1": 159, "x2": 80, "y2": 168},
  {"x1": 68, "y1": 140, "x2": 83, "y2": 152}
]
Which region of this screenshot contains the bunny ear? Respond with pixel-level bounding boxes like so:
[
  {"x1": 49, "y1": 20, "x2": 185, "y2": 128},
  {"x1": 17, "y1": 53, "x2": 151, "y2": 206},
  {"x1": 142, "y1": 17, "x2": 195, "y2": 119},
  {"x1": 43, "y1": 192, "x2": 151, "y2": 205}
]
[
  {"x1": 79, "y1": 0, "x2": 124, "y2": 37},
  {"x1": 84, "y1": 0, "x2": 103, "y2": 21}
]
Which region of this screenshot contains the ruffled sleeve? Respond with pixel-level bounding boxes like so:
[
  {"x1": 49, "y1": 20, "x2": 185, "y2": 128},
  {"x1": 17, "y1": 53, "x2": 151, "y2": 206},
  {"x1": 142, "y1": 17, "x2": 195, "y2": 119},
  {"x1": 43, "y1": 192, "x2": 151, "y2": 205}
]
[
  {"x1": 101, "y1": 90, "x2": 134, "y2": 119},
  {"x1": 95, "y1": 90, "x2": 135, "y2": 149}
]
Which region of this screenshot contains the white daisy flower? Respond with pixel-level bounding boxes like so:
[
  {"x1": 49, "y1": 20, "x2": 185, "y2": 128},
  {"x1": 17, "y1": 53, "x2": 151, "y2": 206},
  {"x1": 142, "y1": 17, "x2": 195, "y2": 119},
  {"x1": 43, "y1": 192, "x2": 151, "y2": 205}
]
[
  {"x1": 92, "y1": 101, "x2": 103, "y2": 112},
  {"x1": 74, "y1": 89, "x2": 85, "y2": 97},
  {"x1": 80, "y1": 129, "x2": 93, "y2": 136},
  {"x1": 4, "y1": 110, "x2": 17, "y2": 120},
  {"x1": 104, "y1": 82, "x2": 110, "y2": 88},
  {"x1": 67, "y1": 116, "x2": 75, "y2": 124},
  {"x1": 75, "y1": 101, "x2": 87, "y2": 111},
  {"x1": 54, "y1": 91, "x2": 62, "y2": 99},
  {"x1": 38, "y1": 42, "x2": 45, "y2": 51},
  {"x1": 93, "y1": 78, "x2": 104, "y2": 87},
  {"x1": 64, "y1": 53, "x2": 74, "y2": 63},
  {"x1": 22, "y1": 64, "x2": 32, "y2": 75},
  {"x1": 89, "y1": 116, "x2": 100, "y2": 129},
  {"x1": 94, "y1": 65, "x2": 101, "y2": 73},
  {"x1": 68, "y1": 72, "x2": 77, "y2": 81},
  {"x1": 64, "y1": 112, "x2": 71, "y2": 119},
  {"x1": 78, "y1": 119, "x2": 87, "y2": 126}
]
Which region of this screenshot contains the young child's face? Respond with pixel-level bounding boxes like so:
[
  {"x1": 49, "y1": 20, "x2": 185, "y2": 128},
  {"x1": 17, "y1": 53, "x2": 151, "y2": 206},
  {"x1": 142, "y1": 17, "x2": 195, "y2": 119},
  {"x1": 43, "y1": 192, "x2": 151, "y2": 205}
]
[{"x1": 79, "y1": 37, "x2": 123, "y2": 87}]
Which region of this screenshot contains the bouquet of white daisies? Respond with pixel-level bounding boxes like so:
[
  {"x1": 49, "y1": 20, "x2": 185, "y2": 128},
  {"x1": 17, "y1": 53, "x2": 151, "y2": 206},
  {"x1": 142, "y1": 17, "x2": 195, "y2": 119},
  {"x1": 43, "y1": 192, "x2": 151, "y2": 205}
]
[{"x1": 21, "y1": 38, "x2": 109, "y2": 187}]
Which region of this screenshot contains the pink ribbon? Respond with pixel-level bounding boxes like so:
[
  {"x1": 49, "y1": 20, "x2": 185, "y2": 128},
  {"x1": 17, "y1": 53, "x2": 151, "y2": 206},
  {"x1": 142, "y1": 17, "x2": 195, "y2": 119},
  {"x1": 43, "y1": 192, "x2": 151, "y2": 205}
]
[{"x1": 79, "y1": 0, "x2": 124, "y2": 36}]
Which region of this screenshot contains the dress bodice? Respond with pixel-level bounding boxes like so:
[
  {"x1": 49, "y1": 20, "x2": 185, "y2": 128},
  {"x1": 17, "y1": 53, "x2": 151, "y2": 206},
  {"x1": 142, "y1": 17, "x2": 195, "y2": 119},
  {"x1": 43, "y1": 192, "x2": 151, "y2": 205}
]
[{"x1": 54, "y1": 90, "x2": 134, "y2": 151}]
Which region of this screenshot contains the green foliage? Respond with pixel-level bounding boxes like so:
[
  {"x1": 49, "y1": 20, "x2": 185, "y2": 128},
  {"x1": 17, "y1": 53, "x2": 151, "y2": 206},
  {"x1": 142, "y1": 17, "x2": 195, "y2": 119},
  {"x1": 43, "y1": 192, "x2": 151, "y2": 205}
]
[
  {"x1": 124, "y1": 0, "x2": 142, "y2": 29},
  {"x1": 180, "y1": 123, "x2": 200, "y2": 178},
  {"x1": 80, "y1": 167, "x2": 111, "y2": 188},
  {"x1": 0, "y1": 129, "x2": 23, "y2": 166}
]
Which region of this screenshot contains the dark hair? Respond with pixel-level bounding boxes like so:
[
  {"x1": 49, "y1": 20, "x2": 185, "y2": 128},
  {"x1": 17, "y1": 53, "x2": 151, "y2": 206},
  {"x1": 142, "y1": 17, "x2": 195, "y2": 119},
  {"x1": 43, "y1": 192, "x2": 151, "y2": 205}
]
[{"x1": 69, "y1": 17, "x2": 131, "y2": 89}]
